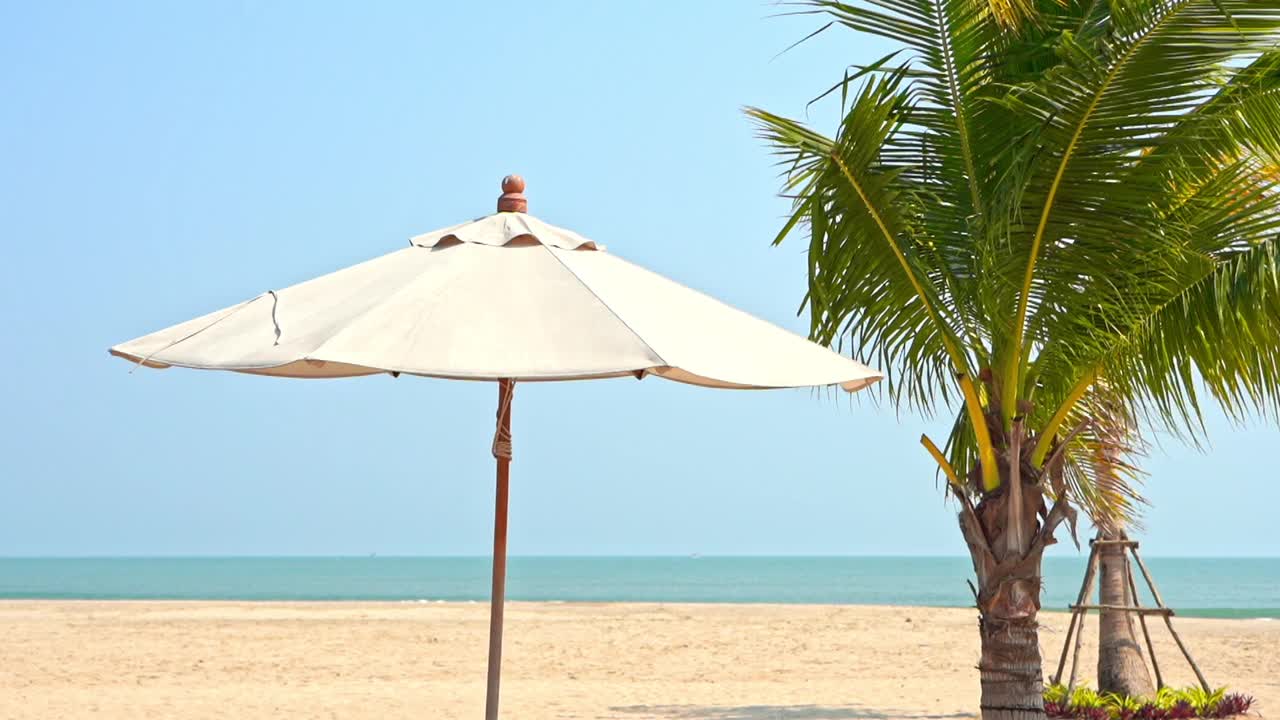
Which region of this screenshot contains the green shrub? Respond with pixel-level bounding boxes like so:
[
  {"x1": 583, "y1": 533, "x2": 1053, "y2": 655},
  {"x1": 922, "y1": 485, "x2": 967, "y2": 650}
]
[{"x1": 1043, "y1": 683, "x2": 1252, "y2": 719}]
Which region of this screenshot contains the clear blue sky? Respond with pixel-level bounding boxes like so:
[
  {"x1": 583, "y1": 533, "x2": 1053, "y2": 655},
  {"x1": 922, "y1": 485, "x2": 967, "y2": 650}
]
[{"x1": 1, "y1": 1, "x2": 1275, "y2": 558}]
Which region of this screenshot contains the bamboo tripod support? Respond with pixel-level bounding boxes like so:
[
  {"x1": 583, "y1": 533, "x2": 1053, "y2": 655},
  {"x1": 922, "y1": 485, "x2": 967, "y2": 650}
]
[{"x1": 1050, "y1": 534, "x2": 1211, "y2": 693}]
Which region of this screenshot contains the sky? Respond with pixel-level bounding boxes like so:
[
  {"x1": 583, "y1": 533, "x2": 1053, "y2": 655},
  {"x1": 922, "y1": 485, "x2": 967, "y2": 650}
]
[{"x1": 1, "y1": 1, "x2": 1276, "y2": 558}]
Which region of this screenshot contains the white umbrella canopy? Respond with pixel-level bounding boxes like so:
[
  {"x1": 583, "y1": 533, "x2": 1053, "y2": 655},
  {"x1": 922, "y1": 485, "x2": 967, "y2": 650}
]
[
  {"x1": 109, "y1": 176, "x2": 882, "y2": 719},
  {"x1": 110, "y1": 189, "x2": 879, "y2": 392}
]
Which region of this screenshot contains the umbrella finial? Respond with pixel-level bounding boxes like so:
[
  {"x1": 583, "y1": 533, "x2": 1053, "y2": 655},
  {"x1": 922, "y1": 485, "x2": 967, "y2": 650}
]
[{"x1": 497, "y1": 175, "x2": 527, "y2": 213}]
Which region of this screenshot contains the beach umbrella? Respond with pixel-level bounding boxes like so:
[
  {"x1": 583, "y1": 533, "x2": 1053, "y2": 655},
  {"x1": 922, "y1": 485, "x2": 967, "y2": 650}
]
[{"x1": 109, "y1": 176, "x2": 882, "y2": 719}]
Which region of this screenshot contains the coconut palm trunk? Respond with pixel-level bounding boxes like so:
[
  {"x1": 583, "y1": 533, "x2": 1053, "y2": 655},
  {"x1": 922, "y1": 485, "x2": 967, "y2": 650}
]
[
  {"x1": 1096, "y1": 529, "x2": 1155, "y2": 697},
  {"x1": 957, "y1": 423, "x2": 1073, "y2": 719},
  {"x1": 978, "y1": 613, "x2": 1046, "y2": 720},
  {"x1": 968, "y1": 494, "x2": 1051, "y2": 718}
]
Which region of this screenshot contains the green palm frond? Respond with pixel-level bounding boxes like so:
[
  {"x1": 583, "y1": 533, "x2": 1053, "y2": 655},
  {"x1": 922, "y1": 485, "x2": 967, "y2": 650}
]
[
  {"x1": 997, "y1": 0, "x2": 1280, "y2": 429},
  {"x1": 749, "y1": 70, "x2": 971, "y2": 414},
  {"x1": 754, "y1": 0, "x2": 1280, "y2": 519},
  {"x1": 1054, "y1": 383, "x2": 1148, "y2": 531},
  {"x1": 1107, "y1": 237, "x2": 1280, "y2": 436}
]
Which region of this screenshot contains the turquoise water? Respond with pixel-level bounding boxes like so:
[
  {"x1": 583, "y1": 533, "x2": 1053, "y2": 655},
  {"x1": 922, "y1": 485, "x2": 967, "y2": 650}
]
[{"x1": 1, "y1": 556, "x2": 1276, "y2": 618}]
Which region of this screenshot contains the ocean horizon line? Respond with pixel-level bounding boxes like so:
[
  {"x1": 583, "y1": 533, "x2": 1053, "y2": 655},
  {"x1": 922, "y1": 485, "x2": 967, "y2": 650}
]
[
  {"x1": 4, "y1": 552, "x2": 1279, "y2": 560},
  {"x1": 2, "y1": 556, "x2": 1275, "y2": 618}
]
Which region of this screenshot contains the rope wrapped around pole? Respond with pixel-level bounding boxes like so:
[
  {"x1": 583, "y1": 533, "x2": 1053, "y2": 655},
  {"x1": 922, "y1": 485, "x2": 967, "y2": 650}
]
[{"x1": 492, "y1": 380, "x2": 515, "y2": 459}]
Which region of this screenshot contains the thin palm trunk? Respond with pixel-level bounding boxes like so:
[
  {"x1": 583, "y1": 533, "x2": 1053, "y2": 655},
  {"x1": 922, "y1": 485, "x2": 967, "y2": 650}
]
[{"x1": 1097, "y1": 529, "x2": 1155, "y2": 697}]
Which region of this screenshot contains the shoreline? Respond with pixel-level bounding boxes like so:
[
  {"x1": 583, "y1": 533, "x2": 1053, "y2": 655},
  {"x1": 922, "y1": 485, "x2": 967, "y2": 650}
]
[
  {"x1": 2, "y1": 598, "x2": 1275, "y2": 621},
  {"x1": 2, "y1": 601, "x2": 1276, "y2": 719}
]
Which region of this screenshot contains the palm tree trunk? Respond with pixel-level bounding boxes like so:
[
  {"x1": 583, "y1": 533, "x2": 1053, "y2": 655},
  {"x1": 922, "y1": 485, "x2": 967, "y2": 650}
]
[
  {"x1": 978, "y1": 613, "x2": 1046, "y2": 720},
  {"x1": 958, "y1": 437, "x2": 1075, "y2": 720},
  {"x1": 1096, "y1": 529, "x2": 1154, "y2": 697}
]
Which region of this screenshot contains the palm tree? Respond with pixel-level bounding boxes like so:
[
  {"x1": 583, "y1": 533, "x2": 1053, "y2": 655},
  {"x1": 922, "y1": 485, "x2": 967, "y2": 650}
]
[{"x1": 749, "y1": 2, "x2": 1280, "y2": 718}]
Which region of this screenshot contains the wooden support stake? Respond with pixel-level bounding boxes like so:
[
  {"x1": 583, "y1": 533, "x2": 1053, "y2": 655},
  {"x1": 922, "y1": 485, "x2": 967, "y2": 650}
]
[
  {"x1": 1124, "y1": 553, "x2": 1164, "y2": 690},
  {"x1": 1129, "y1": 548, "x2": 1167, "y2": 608},
  {"x1": 1131, "y1": 546, "x2": 1211, "y2": 693},
  {"x1": 1054, "y1": 543, "x2": 1099, "y2": 685},
  {"x1": 1068, "y1": 604, "x2": 1173, "y2": 615},
  {"x1": 1053, "y1": 611, "x2": 1081, "y2": 687},
  {"x1": 1066, "y1": 548, "x2": 1100, "y2": 692},
  {"x1": 1160, "y1": 614, "x2": 1210, "y2": 692}
]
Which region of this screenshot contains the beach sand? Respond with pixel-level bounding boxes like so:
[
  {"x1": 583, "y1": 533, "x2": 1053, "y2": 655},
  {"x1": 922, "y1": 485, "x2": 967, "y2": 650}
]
[{"x1": 1, "y1": 601, "x2": 1275, "y2": 719}]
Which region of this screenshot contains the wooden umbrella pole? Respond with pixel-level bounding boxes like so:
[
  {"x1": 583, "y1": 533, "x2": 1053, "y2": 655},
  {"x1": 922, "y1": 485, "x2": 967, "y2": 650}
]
[
  {"x1": 486, "y1": 181, "x2": 524, "y2": 720},
  {"x1": 485, "y1": 379, "x2": 515, "y2": 720}
]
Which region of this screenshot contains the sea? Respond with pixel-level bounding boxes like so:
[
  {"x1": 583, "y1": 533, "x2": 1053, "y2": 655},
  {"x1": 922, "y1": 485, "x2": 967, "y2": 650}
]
[{"x1": 1, "y1": 556, "x2": 1276, "y2": 619}]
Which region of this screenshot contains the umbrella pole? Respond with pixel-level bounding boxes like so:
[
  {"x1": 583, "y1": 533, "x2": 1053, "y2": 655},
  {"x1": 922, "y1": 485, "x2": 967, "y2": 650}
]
[{"x1": 485, "y1": 379, "x2": 514, "y2": 720}]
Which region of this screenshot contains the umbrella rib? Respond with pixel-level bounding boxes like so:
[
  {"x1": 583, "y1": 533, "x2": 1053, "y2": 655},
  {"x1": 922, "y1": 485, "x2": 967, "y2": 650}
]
[
  {"x1": 126, "y1": 294, "x2": 266, "y2": 371},
  {"x1": 542, "y1": 246, "x2": 670, "y2": 369},
  {"x1": 303, "y1": 251, "x2": 466, "y2": 371}
]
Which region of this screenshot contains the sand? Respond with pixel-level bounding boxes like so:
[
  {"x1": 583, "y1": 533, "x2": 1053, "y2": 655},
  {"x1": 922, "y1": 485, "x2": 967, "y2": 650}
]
[{"x1": 0, "y1": 601, "x2": 1275, "y2": 719}]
